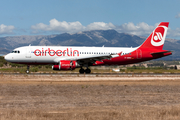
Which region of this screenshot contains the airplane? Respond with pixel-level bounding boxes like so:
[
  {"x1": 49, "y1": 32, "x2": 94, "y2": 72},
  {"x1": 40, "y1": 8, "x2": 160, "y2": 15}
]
[{"x1": 4, "y1": 22, "x2": 172, "y2": 74}]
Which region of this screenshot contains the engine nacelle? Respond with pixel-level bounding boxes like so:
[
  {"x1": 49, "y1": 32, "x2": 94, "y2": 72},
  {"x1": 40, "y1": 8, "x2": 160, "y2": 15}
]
[{"x1": 52, "y1": 60, "x2": 77, "y2": 70}]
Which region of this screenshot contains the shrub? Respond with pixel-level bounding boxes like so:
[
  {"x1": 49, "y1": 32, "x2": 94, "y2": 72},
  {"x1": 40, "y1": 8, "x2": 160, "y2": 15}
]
[{"x1": 31, "y1": 67, "x2": 39, "y2": 72}]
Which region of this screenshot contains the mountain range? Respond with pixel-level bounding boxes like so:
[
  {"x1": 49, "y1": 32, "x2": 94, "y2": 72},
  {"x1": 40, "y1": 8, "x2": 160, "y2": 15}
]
[{"x1": 0, "y1": 30, "x2": 179, "y2": 60}]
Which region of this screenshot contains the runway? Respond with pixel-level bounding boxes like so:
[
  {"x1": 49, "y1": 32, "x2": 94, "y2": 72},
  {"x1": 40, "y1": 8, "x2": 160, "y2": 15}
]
[
  {"x1": 1, "y1": 72, "x2": 180, "y2": 76},
  {"x1": 1, "y1": 72, "x2": 180, "y2": 82}
]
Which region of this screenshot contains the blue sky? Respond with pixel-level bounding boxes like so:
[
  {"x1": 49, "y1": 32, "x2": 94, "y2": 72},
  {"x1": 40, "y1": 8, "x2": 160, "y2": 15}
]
[{"x1": 1, "y1": 0, "x2": 180, "y2": 39}]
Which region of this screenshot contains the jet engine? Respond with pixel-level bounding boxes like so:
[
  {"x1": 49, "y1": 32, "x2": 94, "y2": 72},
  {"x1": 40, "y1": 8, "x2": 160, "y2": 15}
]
[{"x1": 52, "y1": 60, "x2": 77, "y2": 70}]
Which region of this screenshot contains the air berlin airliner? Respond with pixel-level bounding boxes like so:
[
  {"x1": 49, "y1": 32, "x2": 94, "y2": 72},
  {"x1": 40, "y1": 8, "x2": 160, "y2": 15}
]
[{"x1": 5, "y1": 22, "x2": 172, "y2": 74}]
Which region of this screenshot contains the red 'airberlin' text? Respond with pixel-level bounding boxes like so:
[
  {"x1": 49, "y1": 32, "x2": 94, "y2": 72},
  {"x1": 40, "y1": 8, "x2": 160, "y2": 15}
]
[{"x1": 34, "y1": 48, "x2": 79, "y2": 57}]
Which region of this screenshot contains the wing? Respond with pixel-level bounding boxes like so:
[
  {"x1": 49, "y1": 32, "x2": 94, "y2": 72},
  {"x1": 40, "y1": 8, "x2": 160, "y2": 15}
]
[
  {"x1": 53, "y1": 54, "x2": 120, "y2": 65},
  {"x1": 75, "y1": 54, "x2": 119, "y2": 65}
]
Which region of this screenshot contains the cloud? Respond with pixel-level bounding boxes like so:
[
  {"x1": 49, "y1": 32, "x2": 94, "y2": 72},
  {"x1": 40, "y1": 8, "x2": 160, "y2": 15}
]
[
  {"x1": 86, "y1": 22, "x2": 115, "y2": 31},
  {"x1": 167, "y1": 28, "x2": 180, "y2": 37},
  {"x1": 31, "y1": 19, "x2": 180, "y2": 38},
  {"x1": 116, "y1": 22, "x2": 156, "y2": 36},
  {"x1": 31, "y1": 19, "x2": 115, "y2": 34},
  {"x1": 31, "y1": 19, "x2": 157, "y2": 37},
  {"x1": 0, "y1": 24, "x2": 15, "y2": 35},
  {"x1": 175, "y1": 13, "x2": 180, "y2": 18},
  {"x1": 31, "y1": 19, "x2": 85, "y2": 33}
]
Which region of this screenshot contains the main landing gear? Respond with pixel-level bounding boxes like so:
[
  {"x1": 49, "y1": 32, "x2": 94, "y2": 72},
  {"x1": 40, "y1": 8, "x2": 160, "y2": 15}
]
[
  {"x1": 79, "y1": 67, "x2": 91, "y2": 74},
  {"x1": 26, "y1": 65, "x2": 30, "y2": 74}
]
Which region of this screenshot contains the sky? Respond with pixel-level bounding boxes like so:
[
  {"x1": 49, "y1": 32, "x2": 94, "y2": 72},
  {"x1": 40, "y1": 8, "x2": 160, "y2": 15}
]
[{"x1": 1, "y1": 0, "x2": 180, "y2": 39}]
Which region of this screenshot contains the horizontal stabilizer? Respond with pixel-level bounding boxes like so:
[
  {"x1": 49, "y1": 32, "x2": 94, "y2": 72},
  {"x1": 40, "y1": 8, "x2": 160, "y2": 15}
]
[{"x1": 150, "y1": 51, "x2": 172, "y2": 55}]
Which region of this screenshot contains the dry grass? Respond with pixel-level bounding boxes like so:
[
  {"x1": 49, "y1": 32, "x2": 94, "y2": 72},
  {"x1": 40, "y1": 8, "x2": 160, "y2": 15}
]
[
  {"x1": 1, "y1": 74, "x2": 180, "y2": 120},
  {"x1": 1, "y1": 106, "x2": 180, "y2": 120}
]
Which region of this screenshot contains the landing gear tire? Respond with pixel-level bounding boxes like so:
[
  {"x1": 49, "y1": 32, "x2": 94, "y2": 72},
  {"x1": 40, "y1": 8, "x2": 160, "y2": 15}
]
[
  {"x1": 85, "y1": 68, "x2": 91, "y2": 74},
  {"x1": 26, "y1": 70, "x2": 29, "y2": 74},
  {"x1": 79, "y1": 68, "x2": 85, "y2": 74}
]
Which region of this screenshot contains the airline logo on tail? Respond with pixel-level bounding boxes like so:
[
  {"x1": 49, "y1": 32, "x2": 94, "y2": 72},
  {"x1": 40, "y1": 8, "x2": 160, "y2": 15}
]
[
  {"x1": 154, "y1": 32, "x2": 163, "y2": 42},
  {"x1": 151, "y1": 25, "x2": 168, "y2": 46}
]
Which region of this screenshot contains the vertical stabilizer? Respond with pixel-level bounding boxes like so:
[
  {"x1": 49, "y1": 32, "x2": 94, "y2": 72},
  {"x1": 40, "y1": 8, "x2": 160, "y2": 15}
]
[{"x1": 139, "y1": 22, "x2": 169, "y2": 50}]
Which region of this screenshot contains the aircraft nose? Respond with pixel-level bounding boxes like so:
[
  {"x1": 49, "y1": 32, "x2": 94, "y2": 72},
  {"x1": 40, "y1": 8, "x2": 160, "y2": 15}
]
[
  {"x1": 4, "y1": 54, "x2": 11, "y2": 62},
  {"x1": 4, "y1": 55, "x2": 7, "y2": 60}
]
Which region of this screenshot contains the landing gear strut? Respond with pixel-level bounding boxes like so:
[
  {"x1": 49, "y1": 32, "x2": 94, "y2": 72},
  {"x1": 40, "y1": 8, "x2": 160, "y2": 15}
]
[
  {"x1": 70, "y1": 61, "x2": 73, "y2": 70},
  {"x1": 79, "y1": 67, "x2": 91, "y2": 74},
  {"x1": 26, "y1": 65, "x2": 30, "y2": 74}
]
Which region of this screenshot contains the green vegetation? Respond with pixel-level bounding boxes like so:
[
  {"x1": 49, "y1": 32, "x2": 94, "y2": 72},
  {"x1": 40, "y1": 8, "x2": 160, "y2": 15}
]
[{"x1": 126, "y1": 67, "x2": 178, "y2": 74}]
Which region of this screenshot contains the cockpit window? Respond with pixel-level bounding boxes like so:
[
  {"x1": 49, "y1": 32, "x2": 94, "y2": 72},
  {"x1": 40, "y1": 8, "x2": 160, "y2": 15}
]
[{"x1": 12, "y1": 50, "x2": 20, "y2": 53}]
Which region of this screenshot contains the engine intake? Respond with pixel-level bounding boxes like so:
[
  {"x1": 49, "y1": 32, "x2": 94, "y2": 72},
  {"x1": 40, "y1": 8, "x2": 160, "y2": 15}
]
[{"x1": 52, "y1": 60, "x2": 77, "y2": 70}]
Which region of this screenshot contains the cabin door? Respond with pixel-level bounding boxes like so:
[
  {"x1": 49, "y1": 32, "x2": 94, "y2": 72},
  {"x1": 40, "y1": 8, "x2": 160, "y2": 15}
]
[
  {"x1": 136, "y1": 49, "x2": 142, "y2": 59},
  {"x1": 26, "y1": 47, "x2": 31, "y2": 58}
]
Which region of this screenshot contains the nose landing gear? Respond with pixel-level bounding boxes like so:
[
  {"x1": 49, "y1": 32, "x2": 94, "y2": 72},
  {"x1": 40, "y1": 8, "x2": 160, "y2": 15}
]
[{"x1": 26, "y1": 65, "x2": 30, "y2": 74}]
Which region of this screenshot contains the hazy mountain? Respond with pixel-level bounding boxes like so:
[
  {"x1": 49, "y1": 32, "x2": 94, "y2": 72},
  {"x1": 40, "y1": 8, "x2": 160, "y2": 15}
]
[{"x1": 0, "y1": 29, "x2": 179, "y2": 60}]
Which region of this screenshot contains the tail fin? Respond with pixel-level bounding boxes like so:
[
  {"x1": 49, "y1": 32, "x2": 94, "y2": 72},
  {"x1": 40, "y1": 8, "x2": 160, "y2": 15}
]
[{"x1": 139, "y1": 22, "x2": 169, "y2": 50}]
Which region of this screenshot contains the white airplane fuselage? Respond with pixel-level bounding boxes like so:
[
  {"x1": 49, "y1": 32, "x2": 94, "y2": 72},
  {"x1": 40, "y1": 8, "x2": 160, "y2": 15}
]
[{"x1": 5, "y1": 46, "x2": 138, "y2": 65}]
